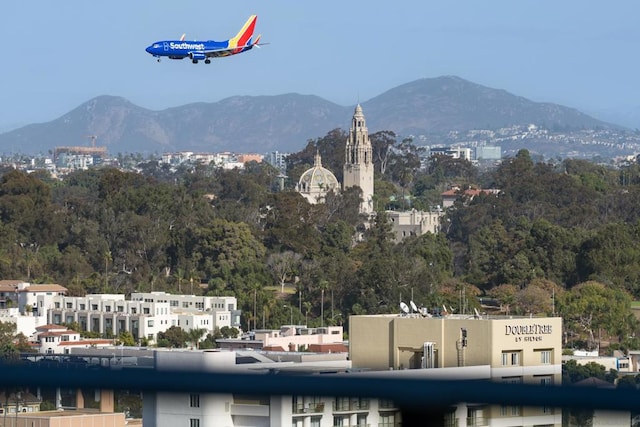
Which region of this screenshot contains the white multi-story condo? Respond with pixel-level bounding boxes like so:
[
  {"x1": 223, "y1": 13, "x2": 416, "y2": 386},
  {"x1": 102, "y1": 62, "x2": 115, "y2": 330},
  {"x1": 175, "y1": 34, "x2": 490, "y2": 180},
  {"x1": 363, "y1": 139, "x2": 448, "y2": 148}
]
[{"x1": 47, "y1": 292, "x2": 240, "y2": 343}]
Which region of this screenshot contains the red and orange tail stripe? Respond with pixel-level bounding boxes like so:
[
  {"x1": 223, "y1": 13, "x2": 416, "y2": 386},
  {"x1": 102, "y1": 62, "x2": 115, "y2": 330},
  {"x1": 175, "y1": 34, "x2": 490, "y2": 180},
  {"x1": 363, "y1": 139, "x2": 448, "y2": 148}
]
[{"x1": 229, "y1": 15, "x2": 257, "y2": 53}]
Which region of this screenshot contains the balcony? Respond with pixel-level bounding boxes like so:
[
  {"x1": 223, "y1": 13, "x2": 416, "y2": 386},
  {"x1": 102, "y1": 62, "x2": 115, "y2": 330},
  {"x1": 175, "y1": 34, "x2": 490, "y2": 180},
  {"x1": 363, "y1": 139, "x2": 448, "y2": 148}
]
[
  {"x1": 378, "y1": 399, "x2": 398, "y2": 410},
  {"x1": 293, "y1": 402, "x2": 325, "y2": 414},
  {"x1": 466, "y1": 416, "x2": 487, "y2": 426},
  {"x1": 333, "y1": 399, "x2": 370, "y2": 412},
  {"x1": 230, "y1": 403, "x2": 269, "y2": 417}
]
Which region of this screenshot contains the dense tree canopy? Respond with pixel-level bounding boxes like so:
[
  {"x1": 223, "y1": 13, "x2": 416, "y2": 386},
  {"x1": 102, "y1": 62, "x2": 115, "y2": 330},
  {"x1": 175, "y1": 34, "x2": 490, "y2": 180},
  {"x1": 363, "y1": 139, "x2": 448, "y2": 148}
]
[{"x1": 3, "y1": 131, "x2": 640, "y2": 348}]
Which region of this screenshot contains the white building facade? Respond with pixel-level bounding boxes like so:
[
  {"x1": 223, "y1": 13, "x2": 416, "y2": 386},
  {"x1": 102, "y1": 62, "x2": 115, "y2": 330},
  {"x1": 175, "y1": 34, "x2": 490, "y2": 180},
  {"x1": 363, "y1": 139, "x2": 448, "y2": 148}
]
[{"x1": 46, "y1": 293, "x2": 240, "y2": 344}]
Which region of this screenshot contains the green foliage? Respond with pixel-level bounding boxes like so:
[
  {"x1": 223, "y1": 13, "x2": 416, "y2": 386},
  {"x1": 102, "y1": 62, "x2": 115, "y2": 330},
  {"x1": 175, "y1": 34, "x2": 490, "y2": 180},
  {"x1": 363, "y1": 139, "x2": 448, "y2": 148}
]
[
  {"x1": 156, "y1": 326, "x2": 188, "y2": 348},
  {"x1": 562, "y1": 359, "x2": 616, "y2": 384},
  {"x1": 117, "y1": 331, "x2": 136, "y2": 347},
  {"x1": 558, "y1": 281, "x2": 638, "y2": 349},
  {"x1": 8, "y1": 130, "x2": 640, "y2": 344},
  {"x1": 0, "y1": 321, "x2": 19, "y2": 362},
  {"x1": 220, "y1": 326, "x2": 239, "y2": 339}
]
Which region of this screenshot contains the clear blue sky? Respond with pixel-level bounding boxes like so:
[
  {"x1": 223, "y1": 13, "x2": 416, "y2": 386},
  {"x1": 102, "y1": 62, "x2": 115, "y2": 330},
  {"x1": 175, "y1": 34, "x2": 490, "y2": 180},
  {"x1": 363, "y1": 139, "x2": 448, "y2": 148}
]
[{"x1": 1, "y1": 1, "x2": 639, "y2": 131}]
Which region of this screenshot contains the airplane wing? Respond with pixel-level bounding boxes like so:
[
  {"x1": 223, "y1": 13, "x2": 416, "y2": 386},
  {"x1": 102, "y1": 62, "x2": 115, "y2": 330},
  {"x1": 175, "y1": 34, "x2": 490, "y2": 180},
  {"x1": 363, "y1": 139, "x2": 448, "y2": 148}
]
[{"x1": 204, "y1": 37, "x2": 264, "y2": 58}]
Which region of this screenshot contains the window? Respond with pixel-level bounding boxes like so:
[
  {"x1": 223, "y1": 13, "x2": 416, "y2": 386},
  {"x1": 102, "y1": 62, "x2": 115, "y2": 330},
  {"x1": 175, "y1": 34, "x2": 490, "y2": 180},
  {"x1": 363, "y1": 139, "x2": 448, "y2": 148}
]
[
  {"x1": 92, "y1": 304, "x2": 98, "y2": 310},
  {"x1": 499, "y1": 405, "x2": 521, "y2": 416},
  {"x1": 190, "y1": 394, "x2": 200, "y2": 408},
  {"x1": 502, "y1": 376, "x2": 522, "y2": 384},
  {"x1": 143, "y1": 308, "x2": 150, "y2": 314},
  {"x1": 356, "y1": 414, "x2": 367, "y2": 426},
  {"x1": 79, "y1": 304, "x2": 85, "y2": 310},
  {"x1": 310, "y1": 416, "x2": 321, "y2": 427},
  {"x1": 537, "y1": 375, "x2": 553, "y2": 386},
  {"x1": 189, "y1": 419, "x2": 200, "y2": 427},
  {"x1": 539, "y1": 349, "x2": 552, "y2": 364},
  {"x1": 66, "y1": 302, "x2": 72, "y2": 309},
  {"x1": 501, "y1": 351, "x2": 521, "y2": 366},
  {"x1": 147, "y1": 320, "x2": 154, "y2": 327},
  {"x1": 333, "y1": 416, "x2": 346, "y2": 426},
  {"x1": 105, "y1": 306, "x2": 111, "y2": 312}
]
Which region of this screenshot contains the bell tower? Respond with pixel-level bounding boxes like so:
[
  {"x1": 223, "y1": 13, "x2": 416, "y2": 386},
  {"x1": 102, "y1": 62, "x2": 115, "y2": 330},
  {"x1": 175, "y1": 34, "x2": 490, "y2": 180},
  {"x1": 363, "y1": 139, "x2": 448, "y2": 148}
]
[{"x1": 343, "y1": 104, "x2": 374, "y2": 214}]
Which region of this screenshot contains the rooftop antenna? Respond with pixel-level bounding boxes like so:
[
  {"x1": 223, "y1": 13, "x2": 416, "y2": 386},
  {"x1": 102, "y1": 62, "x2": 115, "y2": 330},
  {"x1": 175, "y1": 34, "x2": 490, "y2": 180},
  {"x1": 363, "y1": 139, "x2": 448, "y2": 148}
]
[
  {"x1": 400, "y1": 302, "x2": 410, "y2": 315},
  {"x1": 410, "y1": 300, "x2": 418, "y2": 314}
]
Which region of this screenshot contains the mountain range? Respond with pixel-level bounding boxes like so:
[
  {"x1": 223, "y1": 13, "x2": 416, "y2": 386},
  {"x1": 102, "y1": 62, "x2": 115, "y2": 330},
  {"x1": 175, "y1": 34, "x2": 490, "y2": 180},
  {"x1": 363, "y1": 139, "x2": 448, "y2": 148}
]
[{"x1": 0, "y1": 76, "x2": 620, "y2": 156}]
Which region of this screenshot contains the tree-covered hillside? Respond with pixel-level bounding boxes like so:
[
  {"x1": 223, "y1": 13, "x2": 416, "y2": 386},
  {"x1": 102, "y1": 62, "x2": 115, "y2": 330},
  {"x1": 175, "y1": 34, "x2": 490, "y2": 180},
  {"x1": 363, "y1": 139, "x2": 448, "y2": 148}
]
[{"x1": 3, "y1": 131, "x2": 640, "y2": 350}]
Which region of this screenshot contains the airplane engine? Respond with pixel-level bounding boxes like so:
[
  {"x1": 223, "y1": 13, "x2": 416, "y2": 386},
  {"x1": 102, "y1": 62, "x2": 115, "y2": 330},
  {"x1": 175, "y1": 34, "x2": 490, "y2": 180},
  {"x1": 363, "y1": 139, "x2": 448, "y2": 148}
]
[{"x1": 189, "y1": 52, "x2": 206, "y2": 61}]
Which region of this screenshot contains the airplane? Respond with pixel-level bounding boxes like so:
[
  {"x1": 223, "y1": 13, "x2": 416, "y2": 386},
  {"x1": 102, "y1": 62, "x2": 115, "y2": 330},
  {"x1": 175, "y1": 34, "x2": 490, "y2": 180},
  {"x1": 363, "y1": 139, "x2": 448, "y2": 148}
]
[{"x1": 145, "y1": 15, "x2": 262, "y2": 64}]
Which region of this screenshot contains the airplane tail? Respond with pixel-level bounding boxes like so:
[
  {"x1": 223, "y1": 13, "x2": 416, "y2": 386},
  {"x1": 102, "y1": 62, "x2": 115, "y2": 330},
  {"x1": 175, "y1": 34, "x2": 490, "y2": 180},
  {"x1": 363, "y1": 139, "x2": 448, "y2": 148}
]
[{"x1": 229, "y1": 15, "x2": 257, "y2": 52}]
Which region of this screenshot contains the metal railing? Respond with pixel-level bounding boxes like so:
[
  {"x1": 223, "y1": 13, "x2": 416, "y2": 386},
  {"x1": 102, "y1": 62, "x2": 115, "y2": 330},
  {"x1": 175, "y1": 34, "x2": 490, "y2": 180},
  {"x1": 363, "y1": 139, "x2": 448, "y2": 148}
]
[
  {"x1": 333, "y1": 399, "x2": 370, "y2": 412},
  {"x1": 1, "y1": 363, "x2": 639, "y2": 427}
]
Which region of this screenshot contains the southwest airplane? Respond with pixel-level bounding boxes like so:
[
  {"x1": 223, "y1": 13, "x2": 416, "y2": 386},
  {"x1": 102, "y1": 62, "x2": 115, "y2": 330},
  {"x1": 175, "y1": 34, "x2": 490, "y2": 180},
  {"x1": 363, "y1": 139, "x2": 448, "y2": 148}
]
[{"x1": 145, "y1": 15, "x2": 261, "y2": 64}]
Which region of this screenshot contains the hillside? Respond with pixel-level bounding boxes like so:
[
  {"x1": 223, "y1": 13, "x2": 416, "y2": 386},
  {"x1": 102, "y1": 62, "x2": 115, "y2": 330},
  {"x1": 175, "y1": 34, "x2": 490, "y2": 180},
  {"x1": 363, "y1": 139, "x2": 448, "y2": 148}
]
[{"x1": 0, "y1": 76, "x2": 618, "y2": 155}]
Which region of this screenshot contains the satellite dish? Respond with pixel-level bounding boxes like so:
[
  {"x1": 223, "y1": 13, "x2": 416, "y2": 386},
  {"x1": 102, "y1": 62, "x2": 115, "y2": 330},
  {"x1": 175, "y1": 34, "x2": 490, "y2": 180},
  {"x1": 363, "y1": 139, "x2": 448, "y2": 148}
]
[
  {"x1": 410, "y1": 300, "x2": 418, "y2": 313},
  {"x1": 400, "y1": 302, "x2": 410, "y2": 314}
]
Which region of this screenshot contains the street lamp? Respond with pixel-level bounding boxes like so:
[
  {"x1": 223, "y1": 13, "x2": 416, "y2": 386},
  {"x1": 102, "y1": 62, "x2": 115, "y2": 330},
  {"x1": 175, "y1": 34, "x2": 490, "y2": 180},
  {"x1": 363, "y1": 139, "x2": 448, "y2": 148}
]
[{"x1": 284, "y1": 305, "x2": 293, "y2": 326}]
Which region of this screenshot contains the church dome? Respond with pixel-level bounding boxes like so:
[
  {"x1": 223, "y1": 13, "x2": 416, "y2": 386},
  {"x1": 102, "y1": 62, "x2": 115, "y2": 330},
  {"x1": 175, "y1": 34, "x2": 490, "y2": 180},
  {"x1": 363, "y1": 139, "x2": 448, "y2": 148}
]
[{"x1": 297, "y1": 152, "x2": 339, "y2": 204}]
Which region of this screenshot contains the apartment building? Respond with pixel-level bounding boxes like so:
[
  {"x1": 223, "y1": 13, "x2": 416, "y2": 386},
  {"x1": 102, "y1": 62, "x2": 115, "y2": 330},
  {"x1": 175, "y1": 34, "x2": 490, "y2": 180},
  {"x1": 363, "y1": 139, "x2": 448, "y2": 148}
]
[
  {"x1": 141, "y1": 349, "x2": 401, "y2": 427},
  {"x1": 47, "y1": 293, "x2": 240, "y2": 343},
  {"x1": 130, "y1": 292, "x2": 241, "y2": 330},
  {"x1": 0, "y1": 280, "x2": 67, "y2": 314}
]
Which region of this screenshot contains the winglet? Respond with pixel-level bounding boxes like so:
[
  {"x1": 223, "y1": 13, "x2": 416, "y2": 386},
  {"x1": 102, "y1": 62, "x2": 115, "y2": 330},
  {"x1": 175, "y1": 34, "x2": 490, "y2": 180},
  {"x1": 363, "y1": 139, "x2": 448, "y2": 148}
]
[
  {"x1": 253, "y1": 34, "x2": 262, "y2": 46},
  {"x1": 180, "y1": 33, "x2": 186, "y2": 41}
]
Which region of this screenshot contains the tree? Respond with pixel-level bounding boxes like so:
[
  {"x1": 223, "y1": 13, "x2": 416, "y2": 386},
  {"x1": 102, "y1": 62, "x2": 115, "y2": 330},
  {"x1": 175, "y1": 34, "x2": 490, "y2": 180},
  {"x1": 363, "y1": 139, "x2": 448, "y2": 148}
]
[
  {"x1": 0, "y1": 321, "x2": 19, "y2": 362},
  {"x1": 558, "y1": 281, "x2": 637, "y2": 349},
  {"x1": 187, "y1": 328, "x2": 206, "y2": 349},
  {"x1": 156, "y1": 326, "x2": 188, "y2": 348},
  {"x1": 219, "y1": 326, "x2": 239, "y2": 339},
  {"x1": 266, "y1": 251, "x2": 302, "y2": 293},
  {"x1": 117, "y1": 331, "x2": 136, "y2": 347}
]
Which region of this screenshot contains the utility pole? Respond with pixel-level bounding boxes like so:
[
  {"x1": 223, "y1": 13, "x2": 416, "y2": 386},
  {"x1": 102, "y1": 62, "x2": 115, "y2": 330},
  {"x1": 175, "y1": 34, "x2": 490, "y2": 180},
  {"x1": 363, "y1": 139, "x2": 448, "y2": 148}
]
[{"x1": 321, "y1": 289, "x2": 324, "y2": 328}]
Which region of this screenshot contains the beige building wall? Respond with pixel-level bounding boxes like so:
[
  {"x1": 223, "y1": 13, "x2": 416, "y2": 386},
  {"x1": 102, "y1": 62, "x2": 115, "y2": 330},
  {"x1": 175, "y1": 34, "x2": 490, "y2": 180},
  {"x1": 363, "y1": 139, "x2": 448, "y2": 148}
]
[
  {"x1": 7, "y1": 411, "x2": 125, "y2": 427},
  {"x1": 350, "y1": 315, "x2": 563, "y2": 426},
  {"x1": 349, "y1": 315, "x2": 562, "y2": 380}
]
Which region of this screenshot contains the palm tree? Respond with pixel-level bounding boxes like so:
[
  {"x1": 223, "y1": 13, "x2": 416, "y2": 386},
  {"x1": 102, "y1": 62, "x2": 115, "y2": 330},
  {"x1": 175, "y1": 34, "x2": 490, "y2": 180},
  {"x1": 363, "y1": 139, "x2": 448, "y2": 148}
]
[{"x1": 187, "y1": 328, "x2": 206, "y2": 349}]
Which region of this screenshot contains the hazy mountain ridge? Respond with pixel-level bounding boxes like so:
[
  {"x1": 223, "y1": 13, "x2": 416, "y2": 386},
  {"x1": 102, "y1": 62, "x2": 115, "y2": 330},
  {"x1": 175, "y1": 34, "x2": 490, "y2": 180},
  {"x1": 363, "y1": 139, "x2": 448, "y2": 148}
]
[{"x1": 0, "y1": 76, "x2": 622, "y2": 155}]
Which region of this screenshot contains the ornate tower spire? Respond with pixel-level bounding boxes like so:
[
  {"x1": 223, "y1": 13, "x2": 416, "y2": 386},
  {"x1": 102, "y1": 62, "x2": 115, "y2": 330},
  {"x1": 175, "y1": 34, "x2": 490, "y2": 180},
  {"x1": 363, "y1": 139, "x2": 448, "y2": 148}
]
[{"x1": 343, "y1": 104, "x2": 374, "y2": 214}]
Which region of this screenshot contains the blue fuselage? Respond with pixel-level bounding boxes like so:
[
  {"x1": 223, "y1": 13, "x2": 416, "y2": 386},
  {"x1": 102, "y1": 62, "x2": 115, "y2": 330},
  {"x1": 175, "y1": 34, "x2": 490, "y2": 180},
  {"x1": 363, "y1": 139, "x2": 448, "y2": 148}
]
[{"x1": 145, "y1": 40, "x2": 229, "y2": 59}]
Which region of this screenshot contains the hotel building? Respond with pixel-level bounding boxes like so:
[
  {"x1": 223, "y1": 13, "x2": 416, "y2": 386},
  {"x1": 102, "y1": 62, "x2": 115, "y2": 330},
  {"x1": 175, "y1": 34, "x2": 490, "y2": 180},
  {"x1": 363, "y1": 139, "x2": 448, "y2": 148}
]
[{"x1": 349, "y1": 313, "x2": 563, "y2": 426}]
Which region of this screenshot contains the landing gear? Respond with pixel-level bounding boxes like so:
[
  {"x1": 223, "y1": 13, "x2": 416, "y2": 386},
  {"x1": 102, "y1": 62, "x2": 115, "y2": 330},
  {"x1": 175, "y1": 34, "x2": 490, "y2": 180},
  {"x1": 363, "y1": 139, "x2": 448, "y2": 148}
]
[
  {"x1": 192, "y1": 59, "x2": 198, "y2": 64},
  {"x1": 156, "y1": 58, "x2": 161, "y2": 63},
  {"x1": 204, "y1": 59, "x2": 211, "y2": 64}
]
